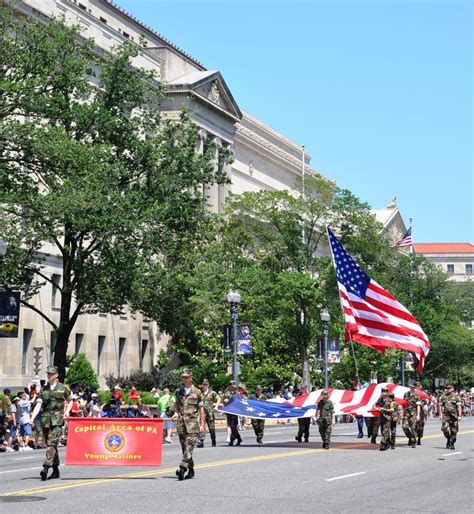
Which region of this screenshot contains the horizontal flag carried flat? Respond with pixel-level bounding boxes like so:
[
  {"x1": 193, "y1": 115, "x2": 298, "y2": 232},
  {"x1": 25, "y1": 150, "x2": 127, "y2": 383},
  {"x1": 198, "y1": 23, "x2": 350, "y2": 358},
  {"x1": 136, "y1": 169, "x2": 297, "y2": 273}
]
[
  {"x1": 327, "y1": 227, "x2": 430, "y2": 371},
  {"x1": 395, "y1": 227, "x2": 413, "y2": 248},
  {"x1": 221, "y1": 384, "x2": 431, "y2": 419}
]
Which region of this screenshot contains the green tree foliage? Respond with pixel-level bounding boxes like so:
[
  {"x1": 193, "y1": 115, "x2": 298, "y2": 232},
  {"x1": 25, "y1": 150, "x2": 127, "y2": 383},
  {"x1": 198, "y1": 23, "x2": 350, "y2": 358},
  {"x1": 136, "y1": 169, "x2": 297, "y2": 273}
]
[
  {"x1": 65, "y1": 353, "x2": 99, "y2": 389},
  {"x1": 0, "y1": 6, "x2": 228, "y2": 378}
]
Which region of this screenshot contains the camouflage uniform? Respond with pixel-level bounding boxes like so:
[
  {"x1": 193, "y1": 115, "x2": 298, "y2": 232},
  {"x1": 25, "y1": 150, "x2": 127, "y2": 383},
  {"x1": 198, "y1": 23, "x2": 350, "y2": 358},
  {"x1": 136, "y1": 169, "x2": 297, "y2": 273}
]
[
  {"x1": 415, "y1": 387, "x2": 428, "y2": 445},
  {"x1": 250, "y1": 390, "x2": 266, "y2": 444},
  {"x1": 198, "y1": 387, "x2": 220, "y2": 447},
  {"x1": 388, "y1": 395, "x2": 399, "y2": 449},
  {"x1": 317, "y1": 396, "x2": 334, "y2": 449},
  {"x1": 374, "y1": 394, "x2": 392, "y2": 450},
  {"x1": 439, "y1": 390, "x2": 462, "y2": 450},
  {"x1": 402, "y1": 389, "x2": 420, "y2": 448},
  {"x1": 170, "y1": 384, "x2": 204, "y2": 474},
  {"x1": 39, "y1": 382, "x2": 70, "y2": 469}
]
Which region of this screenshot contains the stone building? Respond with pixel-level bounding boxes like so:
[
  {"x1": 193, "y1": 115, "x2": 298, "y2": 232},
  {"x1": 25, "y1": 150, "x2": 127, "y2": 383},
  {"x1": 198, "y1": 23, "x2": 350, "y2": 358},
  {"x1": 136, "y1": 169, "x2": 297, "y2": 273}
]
[{"x1": 0, "y1": 0, "x2": 321, "y2": 387}]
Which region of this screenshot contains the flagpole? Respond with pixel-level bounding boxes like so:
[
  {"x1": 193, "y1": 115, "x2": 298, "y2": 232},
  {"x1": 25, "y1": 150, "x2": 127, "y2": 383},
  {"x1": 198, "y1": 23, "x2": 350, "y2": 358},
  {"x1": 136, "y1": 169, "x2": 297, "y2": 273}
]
[
  {"x1": 409, "y1": 217, "x2": 415, "y2": 380},
  {"x1": 326, "y1": 226, "x2": 360, "y2": 386},
  {"x1": 301, "y1": 145, "x2": 305, "y2": 245}
]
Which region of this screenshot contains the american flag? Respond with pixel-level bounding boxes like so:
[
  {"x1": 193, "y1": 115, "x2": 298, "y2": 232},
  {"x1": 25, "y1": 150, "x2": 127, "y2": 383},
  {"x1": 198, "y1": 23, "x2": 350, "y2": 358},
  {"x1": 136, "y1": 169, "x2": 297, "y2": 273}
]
[
  {"x1": 220, "y1": 384, "x2": 432, "y2": 419},
  {"x1": 395, "y1": 227, "x2": 413, "y2": 248},
  {"x1": 327, "y1": 227, "x2": 430, "y2": 372}
]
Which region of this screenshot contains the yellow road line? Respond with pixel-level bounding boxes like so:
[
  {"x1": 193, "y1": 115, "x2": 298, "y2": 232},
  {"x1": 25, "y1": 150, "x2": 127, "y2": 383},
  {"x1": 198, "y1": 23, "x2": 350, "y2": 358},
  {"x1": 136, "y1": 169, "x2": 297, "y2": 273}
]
[{"x1": 2, "y1": 429, "x2": 473, "y2": 497}]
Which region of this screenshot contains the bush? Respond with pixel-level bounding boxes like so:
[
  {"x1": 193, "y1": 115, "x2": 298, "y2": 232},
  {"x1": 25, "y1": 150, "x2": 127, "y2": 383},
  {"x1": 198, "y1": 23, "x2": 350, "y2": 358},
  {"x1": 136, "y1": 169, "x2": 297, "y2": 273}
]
[{"x1": 65, "y1": 353, "x2": 99, "y2": 390}]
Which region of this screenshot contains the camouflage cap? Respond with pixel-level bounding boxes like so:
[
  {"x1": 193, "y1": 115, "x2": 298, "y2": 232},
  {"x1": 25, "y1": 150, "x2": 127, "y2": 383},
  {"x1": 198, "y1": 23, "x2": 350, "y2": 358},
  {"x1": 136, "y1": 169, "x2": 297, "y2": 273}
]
[
  {"x1": 321, "y1": 390, "x2": 329, "y2": 397},
  {"x1": 201, "y1": 379, "x2": 209, "y2": 386},
  {"x1": 46, "y1": 365, "x2": 58, "y2": 374},
  {"x1": 181, "y1": 368, "x2": 193, "y2": 377}
]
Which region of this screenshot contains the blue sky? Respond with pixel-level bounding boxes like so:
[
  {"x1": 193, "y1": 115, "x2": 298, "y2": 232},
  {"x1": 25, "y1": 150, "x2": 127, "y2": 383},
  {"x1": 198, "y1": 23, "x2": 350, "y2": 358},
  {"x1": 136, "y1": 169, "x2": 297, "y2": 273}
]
[{"x1": 115, "y1": 0, "x2": 472, "y2": 242}]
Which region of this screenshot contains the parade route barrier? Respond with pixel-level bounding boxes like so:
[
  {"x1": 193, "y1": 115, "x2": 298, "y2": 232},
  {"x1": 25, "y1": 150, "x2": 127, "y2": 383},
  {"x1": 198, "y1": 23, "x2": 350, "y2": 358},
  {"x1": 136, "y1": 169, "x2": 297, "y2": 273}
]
[{"x1": 65, "y1": 418, "x2": 163, "y2": 466}]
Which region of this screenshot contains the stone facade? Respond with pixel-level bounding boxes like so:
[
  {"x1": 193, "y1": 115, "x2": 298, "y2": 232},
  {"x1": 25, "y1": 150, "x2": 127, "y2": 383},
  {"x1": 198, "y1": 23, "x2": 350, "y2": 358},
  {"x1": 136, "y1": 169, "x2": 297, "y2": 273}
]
[{"x1": 1, "y1": 0, "x2": 324, "y2": 387}]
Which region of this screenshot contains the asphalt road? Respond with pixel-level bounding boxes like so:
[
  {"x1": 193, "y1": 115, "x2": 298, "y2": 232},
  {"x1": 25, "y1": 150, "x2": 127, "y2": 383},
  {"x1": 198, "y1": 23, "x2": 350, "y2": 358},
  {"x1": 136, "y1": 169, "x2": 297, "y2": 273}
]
[{"x1": 1, "y1": 418, "x2": 473, "y2": 513}]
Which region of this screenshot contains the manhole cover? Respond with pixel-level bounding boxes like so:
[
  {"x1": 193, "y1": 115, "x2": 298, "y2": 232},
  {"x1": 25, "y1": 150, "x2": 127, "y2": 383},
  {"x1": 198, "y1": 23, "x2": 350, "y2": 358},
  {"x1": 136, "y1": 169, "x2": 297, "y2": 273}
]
[{"x1": 0, "y1": 496, "x2": 46, "y2": 503}]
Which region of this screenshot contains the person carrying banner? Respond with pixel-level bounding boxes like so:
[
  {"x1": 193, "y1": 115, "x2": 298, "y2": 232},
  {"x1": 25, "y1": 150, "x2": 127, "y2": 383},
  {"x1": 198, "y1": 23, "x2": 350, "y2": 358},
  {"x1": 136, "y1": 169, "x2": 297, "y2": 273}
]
[
  {"x1": 402, "y1": 382, "x2": 421, "y2": 448},
  {"x1": 415, "y1": 381, "x2": 428, "y2": 445},
  {"x1": 250, "y1": 386, "x2": 266, "y2": 444},
  {"x1": 316, "y1": 390, "x2": 335, "y2": 449},
  {"x1": 388, "y1": 392, "x2": 399, "y2": 449},
  {"x1": 373, "y1": 387, "x2": 393, "y2": 451},
  {"x1": 438, "y1": 384, "x2": 462, "y2": 450},
  {"x1": 170, "y1": 369, "x2": 205, "y2": 480},
  {"x1": 295, "y1": 385, "x2": 311, "y2": 443},
  {"x1": 223, "y1": 381, "x2": 242, "y2": 446},
  {"x1": 30, "y1": 366, "x2": 72, "y2": 481},
  {"x1": 196, "y1": 379, "x2": 220, "y2": 448}
]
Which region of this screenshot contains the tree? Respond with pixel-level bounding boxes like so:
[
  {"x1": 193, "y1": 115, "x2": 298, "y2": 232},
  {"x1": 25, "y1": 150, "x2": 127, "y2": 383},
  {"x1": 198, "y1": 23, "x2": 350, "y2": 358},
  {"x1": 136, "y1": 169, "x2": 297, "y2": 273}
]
[
  {"x1": 65, "y1": 353, "x2": 99, "y2": 390},
  {"x1": 0, "y1": 6, "x2": 228, "y2": 379},
  {"x1": 177, "y1": 176, "x2": 394, "y2": 389}
]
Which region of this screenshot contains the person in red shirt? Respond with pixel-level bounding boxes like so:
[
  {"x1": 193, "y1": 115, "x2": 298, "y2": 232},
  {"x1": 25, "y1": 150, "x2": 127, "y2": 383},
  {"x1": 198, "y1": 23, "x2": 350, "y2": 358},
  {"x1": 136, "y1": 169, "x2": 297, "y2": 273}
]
[{"x1": 128, "y1": 386, "x2": 141, "y2": 403}]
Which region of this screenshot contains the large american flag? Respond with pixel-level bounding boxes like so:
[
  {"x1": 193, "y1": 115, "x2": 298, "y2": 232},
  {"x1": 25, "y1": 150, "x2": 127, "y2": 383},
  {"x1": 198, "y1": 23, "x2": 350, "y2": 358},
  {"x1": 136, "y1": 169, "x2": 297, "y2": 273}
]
[
  {"x1": 395, "y1": 227, "x2": 413, "y2": 248},
  {"x1": 220, "y1": 383, "x2": 431, "y2": 419},
  {"x1": 327, "y1": 227, "x2": 430, "y2": 371}
]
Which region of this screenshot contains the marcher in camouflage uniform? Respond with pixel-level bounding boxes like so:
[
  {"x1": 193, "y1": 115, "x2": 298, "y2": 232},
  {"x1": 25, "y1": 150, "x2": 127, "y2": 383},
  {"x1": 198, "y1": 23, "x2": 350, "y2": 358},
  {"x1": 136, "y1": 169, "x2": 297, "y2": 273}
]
[
  {"x1": 295, "y1": 385, "x2": 310, "y2": 443},
  {"x1": 196, "y1": 379, "x2": 220, "y2": 448},
  {"x1": 414, "y1": 381, "x2": 428, "y2": 445},
  {"x1": 374, "y1": 387, "x2": 394, "y2": 451},
  {"x1": 402, "y1": 382, "x2": 421, "y2": 448},
  {"x1": 388, "y1": 392, "x2": 399, "y2": 449},
  {"x1": 316, "y1": 390, "x2": 335, "y2": 449},
  {"x1": 222, "y1": 381, "x2": 242, "y2": 446},
  {"x1": 438, "y1": 385, "x2": 462, "y2": 450},
  {"x1": 170, "y1": 369, "x2": 205, "y2": 481},
  {"x1": 30, "y1": 365, "x2": 72, "y2": 481},
  {"x1": 250, "y1": 386, "x2": 266, "y2": 444}
]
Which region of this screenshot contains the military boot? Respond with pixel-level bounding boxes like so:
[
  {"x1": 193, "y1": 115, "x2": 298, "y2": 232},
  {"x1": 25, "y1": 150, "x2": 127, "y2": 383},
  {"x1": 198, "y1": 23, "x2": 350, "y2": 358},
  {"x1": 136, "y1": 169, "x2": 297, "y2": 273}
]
[
  {"x1": 40, "y1": 465, "x2": 49, "y2": 481},
  {"x1": 48, "y1": 466, "x2": 60, "y2": 480},
  {"x1": 295, "y1": 436, "x2": 302, "y2": 443},
  {"x1": 185, "y1": 467, "x2": 195, "y2": 480},
  {"x1": 210, "y1": 430, "x2": 217, "y2": 447},
  {"x1": 445, "y1": 437, "x2": 451, "y2": 449},
  {"x1": 417, "y1": 437, "x2": 421, "y2": 445},
  {"x1": 450, "y1": 437, "x2": 456, "y2": 450},
  {"x1": 379, "y1": 444, "x2": 388, "y2": 451},
  {"x1": 323, "y1": 443, "x2": 330, "y2": 450},
  {"x1": 176, "y1": 467, "x2": 186, "y2": 481},
  {"x1": 411, "y1": 441, "x2": 417, "y2": 448},
  {"x1": 370, "y1": 436, "x2": 377, "y2": 444}
]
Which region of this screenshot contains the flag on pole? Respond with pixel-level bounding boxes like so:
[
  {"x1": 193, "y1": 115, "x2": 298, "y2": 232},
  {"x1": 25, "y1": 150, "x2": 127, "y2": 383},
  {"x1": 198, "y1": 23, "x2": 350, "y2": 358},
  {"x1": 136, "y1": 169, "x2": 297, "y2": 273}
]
[
  {"x1": 395, "y1": 227, "x2": 413, "y2": 248},
  {"x1": 326, "y1": 227, "x2": 430, "y2": 371}
]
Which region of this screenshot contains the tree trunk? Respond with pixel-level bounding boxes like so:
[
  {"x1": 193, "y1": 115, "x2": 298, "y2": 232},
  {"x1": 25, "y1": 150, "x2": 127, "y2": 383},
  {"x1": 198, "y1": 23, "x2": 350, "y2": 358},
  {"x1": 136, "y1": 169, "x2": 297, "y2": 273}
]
[
  {"x1": 54, "y1": 325, "x2": 72, "y2": 382},
  {"x1": 300, "y1": 345, "x2": 311, "y2": 389}
]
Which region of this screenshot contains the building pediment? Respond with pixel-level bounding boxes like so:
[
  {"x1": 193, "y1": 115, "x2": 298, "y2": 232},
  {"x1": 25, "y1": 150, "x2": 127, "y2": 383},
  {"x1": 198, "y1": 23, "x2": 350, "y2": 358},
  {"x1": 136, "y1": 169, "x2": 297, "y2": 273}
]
[{"x1": 166, "y1": 71, "x2": 242, "y2": 122}]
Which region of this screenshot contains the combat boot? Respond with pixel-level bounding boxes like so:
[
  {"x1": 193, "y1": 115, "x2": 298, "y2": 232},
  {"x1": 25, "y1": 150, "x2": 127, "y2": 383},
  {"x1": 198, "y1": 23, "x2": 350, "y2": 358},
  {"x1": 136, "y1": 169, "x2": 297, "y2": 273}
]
[
  {"x1": 390, "y1": 443, "x2": 395, "y2": 450},
  {"x1": 185, "y1": 467, "x2": 195, "y2": 480},
  {"x1": 295, "y1": 436, "x2": 302, "y2": 443},
  {"x1": 411, "y1": 441, "x2": 416, "y2": 448},
  {"x1": 445, "y1": 437, "x2": 451, "y2": 449},
  {"x1": 48, "y1": 466, "x2": 60, "y2": 480},
  {"x1": 40, "y1": 465, "x2": 49, "y2": 481},
  {"x1": 210, "y1": 431, "x2": 216, "y2": 447},
  {"x1": 257, "y1": 438, "x2": 263, "y2": 444},
  {"x1": 450, "y1": 437, "x2": 456, "y2": 450},
  {"x1": 176, "y1": 467, "x2": 186, "y2": 481},
  {"x1": 417, "y1": 437, "x2": 421, "y2": 445},
  {"x1": 370, "y1": 436, "x2": 377, "y2": 444},
  {"x1": 379, "y1": 444, "x2": 388, "y2": 451},
  {"x1": 323, "y1": 443, "x2": 330, "y2": 450}
]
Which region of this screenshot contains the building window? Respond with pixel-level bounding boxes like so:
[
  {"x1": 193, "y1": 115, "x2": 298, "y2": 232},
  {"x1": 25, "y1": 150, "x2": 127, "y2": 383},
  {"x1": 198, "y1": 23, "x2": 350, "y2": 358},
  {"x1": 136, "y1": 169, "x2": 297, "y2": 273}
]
[
  {"x1": 97, "y1": 335, "x2": 105, "y2": 375},
  {"x1": 22, "y1": 329, "x2": 33, "y2": 375},
  {"x1": 122, "y1": 31, "x2": 130, "y2": 39},
  {"x1": 140, "y1": 339, "x2": 148, "y2": 369},
  {"x1": 119, "y1": 337, "x2": 126, "y2": 376},
  {"x1": 51, "y1": 274, "x2": 61, "y2": 308},
  {"x1": 446, "y1": 264, "x2": 454, "y2": 274},
  {"x1": 78, "y1": 3, "x2": 87, "y2": 10},
  {"x1": 466, "y1": 264, "x2": 473, "y2": 275},
  {"x1": 75, "y1": 333, "x2": 83, "y2": 354},
  {"x1": 99, "y1": 16, "x2": 107, "y2": 24}
]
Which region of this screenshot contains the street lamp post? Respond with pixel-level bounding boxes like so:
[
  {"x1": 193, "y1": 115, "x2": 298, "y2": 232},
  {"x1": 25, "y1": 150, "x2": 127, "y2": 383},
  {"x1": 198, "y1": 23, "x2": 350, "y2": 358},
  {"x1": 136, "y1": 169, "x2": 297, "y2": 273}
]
[
  {"x1": 227, "y1": 290, "x2": 241, "y2": 384},
  {"x1": 320, "y1": 309, "x2": 330, "y2": 388}
]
